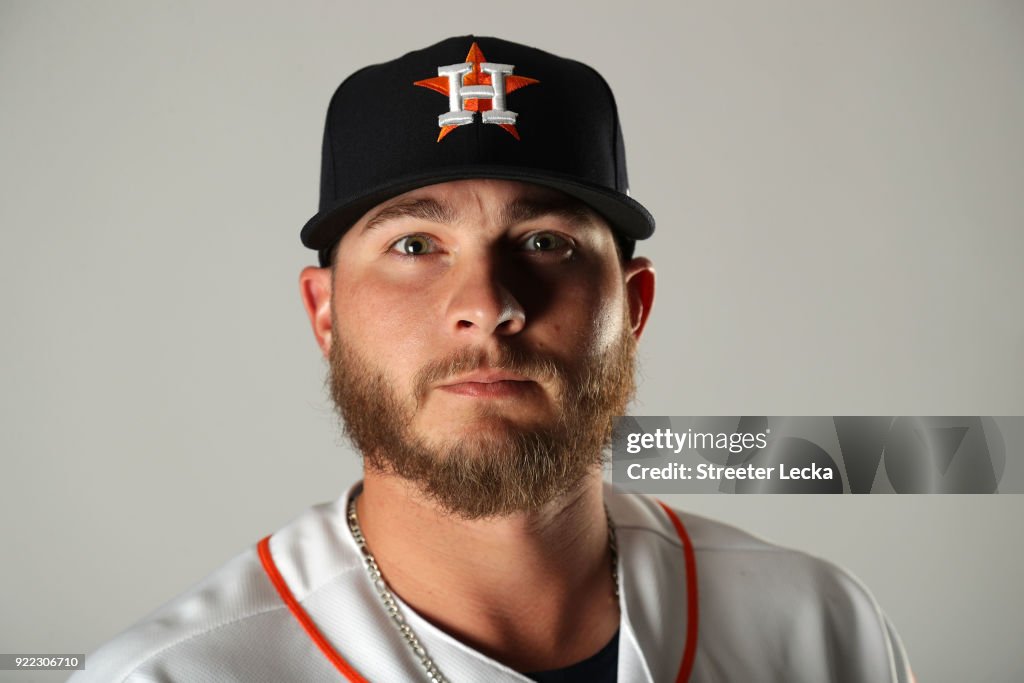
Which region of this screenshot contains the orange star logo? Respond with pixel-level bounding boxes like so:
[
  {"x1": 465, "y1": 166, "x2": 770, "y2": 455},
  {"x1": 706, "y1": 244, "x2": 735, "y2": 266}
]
[{"x1": 415, "y1": 42, "x2": 539, "y2": 142}]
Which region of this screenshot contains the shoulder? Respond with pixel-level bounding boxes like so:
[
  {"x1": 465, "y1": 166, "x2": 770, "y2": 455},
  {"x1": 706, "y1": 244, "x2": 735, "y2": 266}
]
[
  {"x1": 607, "y1": 488, "x2": 913, "y2": 682},
  {"x1": 68, "y1": 544, "x2": 279, "y2": 682},
  {"x1": 683, "y1": 509, "x2": 912, "y2": 681},
  {"x1": 610, "y1": 488, "x2": 884, "y2": 606},
  {"x1": 69, "y1": 500, "x2": 352, "y2": 683}
]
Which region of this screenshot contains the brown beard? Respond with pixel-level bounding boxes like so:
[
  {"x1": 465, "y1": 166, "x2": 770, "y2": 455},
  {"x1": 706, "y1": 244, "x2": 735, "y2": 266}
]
[{"x1": 327, "y1": 312, "x2": 636, "y2": 519}]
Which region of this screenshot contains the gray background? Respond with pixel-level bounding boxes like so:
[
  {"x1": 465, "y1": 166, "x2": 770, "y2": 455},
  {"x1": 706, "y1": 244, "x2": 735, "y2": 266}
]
[{"x1": 2, "y1": 1, "x2": 1022, "y2": 681}]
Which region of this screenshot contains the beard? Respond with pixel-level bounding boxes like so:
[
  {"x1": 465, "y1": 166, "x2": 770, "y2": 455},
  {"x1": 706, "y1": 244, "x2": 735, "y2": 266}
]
[{"x1": 328, "y1": 312, "x2": 637, "y2": 520}]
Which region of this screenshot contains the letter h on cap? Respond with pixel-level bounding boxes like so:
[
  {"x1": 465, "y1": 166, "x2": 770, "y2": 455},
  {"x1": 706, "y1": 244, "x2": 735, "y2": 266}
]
[{"x1": 437, "y1": 61, "x2": 517, "y2": 127}]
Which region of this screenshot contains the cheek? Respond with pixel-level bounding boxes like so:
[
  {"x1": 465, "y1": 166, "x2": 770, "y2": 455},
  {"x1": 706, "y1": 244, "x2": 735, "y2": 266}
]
[
  {"x1": 331, "y1": 272, "x2": 437, "y2": 379},
  {"x1": 580, "y1": 286, "x2": 629, "y2": 355},
  {"x1": 534, "y1": 262, "x2": 627, "y2": 357}
]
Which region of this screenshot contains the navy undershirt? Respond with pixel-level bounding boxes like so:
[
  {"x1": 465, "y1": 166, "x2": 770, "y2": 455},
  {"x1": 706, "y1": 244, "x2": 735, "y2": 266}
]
[{"x1": 524, "y1": 629, "x2": 619, "y2": 683}]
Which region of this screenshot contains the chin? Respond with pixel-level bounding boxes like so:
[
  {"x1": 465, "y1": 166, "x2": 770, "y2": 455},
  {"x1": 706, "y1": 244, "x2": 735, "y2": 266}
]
[
  {"x1": 420, "y1": 413, "x2": 551, "y2": 448},
  {"x1": 424, "y1": 398, "x2": 550, "y2": 427}
]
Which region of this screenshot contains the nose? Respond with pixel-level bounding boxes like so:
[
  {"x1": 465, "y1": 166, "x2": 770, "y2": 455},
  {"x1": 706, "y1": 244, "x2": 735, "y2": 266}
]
[{"x1": 445, "y1": 258, "x2": 526, "y2": 338}]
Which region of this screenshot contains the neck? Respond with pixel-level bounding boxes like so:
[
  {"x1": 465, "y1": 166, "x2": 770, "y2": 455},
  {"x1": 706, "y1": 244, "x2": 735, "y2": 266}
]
[{"x1": 354, "y1": 468, "x2": 620, "y2": 672}]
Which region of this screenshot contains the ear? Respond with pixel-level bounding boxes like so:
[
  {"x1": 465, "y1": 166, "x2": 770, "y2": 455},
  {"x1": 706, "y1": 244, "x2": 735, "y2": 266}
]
[
  {"x1": 623, "y1": 257, "x2": 655, "y2": 339},
  {"x1": 299, "y1": 266, "x2": 334, "y2": 358}
]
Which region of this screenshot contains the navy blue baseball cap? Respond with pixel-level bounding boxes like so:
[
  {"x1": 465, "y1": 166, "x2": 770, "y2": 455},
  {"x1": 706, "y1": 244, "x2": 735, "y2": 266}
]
[{"x1": 300, "y1": 35, "x2": 655, "y2": 266}]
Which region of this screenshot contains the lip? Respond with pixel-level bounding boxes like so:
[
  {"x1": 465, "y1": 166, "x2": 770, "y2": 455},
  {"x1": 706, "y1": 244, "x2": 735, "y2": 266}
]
[
  {"x1": 437, "y1": 370, "x2": 535, "y2": 398},
  {"x1": 440, "y1": 370, "x2": 531, "y2": 386}
]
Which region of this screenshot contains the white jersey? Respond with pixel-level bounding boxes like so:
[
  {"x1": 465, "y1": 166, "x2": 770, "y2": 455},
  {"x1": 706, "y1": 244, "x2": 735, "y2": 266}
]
[{"x1": 71, "y1": 482, "x2": 913, "y2": 682}]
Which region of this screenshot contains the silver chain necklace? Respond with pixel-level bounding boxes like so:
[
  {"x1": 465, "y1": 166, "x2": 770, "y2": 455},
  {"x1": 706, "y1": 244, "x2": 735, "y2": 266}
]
[{"x1": 346, "y1": 496, "x2": 619, "y2": 683}]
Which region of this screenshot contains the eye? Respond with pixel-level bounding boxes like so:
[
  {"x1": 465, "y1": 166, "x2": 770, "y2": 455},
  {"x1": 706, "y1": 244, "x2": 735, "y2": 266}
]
[
  {"x1": 390, "y1": 234, "x2": 436, "y2": 256},
  {"x1": 522, "y1": 232, "x2": 570, "y2": 252}
]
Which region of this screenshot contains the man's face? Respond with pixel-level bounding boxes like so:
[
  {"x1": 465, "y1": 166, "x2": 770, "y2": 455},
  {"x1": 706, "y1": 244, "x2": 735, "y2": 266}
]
[{"x1": 304, "y1": 179, "x2": 653, "y2": 518}]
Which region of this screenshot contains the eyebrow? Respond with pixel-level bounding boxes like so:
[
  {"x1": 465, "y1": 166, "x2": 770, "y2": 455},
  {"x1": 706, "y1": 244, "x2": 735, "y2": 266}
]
[
  {"x1": 499, "y1": 196, "x2": 598, "y2": 230},
  {"x1": 360, "y1": 193, "x2": 599, "y2": 234},
  {"x1": 362, "y1": 198, "x2": 456, "y2": 233}
]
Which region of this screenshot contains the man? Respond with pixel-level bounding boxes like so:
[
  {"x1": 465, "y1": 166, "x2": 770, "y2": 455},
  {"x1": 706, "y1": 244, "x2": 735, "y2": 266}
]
[{"x1": 73, "y1": 36, "x2": 913, "y2": 682}]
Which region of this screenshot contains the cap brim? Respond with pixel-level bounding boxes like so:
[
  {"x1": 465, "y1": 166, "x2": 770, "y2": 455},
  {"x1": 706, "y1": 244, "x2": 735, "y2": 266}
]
[{"x1": 300, "y1": 165, "x2": 654, "y2": 263}]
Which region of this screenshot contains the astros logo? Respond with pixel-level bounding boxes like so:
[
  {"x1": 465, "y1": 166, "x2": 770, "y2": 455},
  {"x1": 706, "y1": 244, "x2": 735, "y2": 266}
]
[{"x1": 415, "y1": 42, "x2": 539, "y2": 142}]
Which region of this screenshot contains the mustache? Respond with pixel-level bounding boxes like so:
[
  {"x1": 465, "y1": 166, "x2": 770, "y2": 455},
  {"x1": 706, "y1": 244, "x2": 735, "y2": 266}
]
[{"x1": 413, "y1": 345, "x2": 568, "y2": 404}]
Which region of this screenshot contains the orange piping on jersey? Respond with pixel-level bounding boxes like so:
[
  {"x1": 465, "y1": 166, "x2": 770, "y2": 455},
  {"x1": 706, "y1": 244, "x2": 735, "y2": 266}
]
[
  {"x1": 257, "y1": 536, "x2": 369, "y2": 683},
  {"x1": 258, "y1": 503, "x2": 697, "y2": 682},
  {"x1": 657, "y1": 501, "x2": 699, "y2": 683}
]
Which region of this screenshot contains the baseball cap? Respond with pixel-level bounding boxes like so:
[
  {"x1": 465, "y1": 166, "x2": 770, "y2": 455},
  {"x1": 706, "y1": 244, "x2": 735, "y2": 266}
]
[{"x1": 300, "y1": 35, "x2": 655, "y2": 266}]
